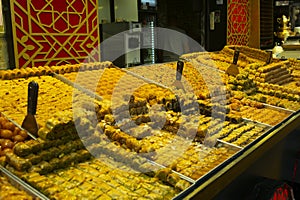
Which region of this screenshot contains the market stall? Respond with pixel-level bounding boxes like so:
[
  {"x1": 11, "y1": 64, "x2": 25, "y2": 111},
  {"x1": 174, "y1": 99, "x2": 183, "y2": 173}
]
[{"x1": 0, "y1": 45, "x2": 300, "y2": 199}]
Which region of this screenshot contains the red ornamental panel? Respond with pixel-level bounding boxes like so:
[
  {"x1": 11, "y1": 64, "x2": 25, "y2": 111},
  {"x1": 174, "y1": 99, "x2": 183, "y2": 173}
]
[
  {"x1": 227, "y1": 0, "x2": 250, "y2": 46},
  {"x1": 10, "y1": 0, "x2": 100, "y2": 68}
]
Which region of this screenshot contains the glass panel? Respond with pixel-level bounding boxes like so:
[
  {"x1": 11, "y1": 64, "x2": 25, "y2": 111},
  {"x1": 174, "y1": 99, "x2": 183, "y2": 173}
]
[
  {"x1": 114, "y1": 0, "x2": 138, "y2": 22},
  {"x1": 98, "y1": 0, "x2": 111, "y2": 24},
  {"x1": 141, "y1": 0, "x2": 157, "y2": 7}
]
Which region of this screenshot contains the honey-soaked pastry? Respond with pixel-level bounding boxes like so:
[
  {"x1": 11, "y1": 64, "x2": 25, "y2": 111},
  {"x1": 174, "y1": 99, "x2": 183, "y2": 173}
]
[
  {"x1": 5, "y1": 152, "x2": 32, "y2": 171},
  {"x1": 18, "y1": 155, "x2": 184, "y2": 199},
  {"x1": 0, "y1": 75, "x2": 99, "y2": 128},
  {"x1": 1, "y1": 57, "x2": 298, "y2": 199},
  {"x1": 14, "y1": 69, "x2": 24, "y2": 78},
  {"x1": 31, "y1": 67, "x2": 40, "y2": 76},
  {"x1": 26, "y1": 68, "x2": 35, "y2": 77},
  {"x1": 0, "y1": 174, "x2": 34, "y2": 200},
  {"x1": 13, "y1": 142, "x2": 32, "y2": 157},
  {"x1": 155, "y1": 168, "x2": 172, "y2": 182},
  {"x1": 167, "y1": 172, "x2": 181, "y2": 186},
  {"x1": 0, "y1": 70, "x2": 10, "y2": 80}
]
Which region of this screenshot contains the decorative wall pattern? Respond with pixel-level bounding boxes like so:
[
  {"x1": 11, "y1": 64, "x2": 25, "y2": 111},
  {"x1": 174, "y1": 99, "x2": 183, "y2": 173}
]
[
  {"x1": 227, "y1": 0, "x2": 250, "y2": 45},
  {"x1": 10, "y1": 0, "x2": 100, "y2": 68}
]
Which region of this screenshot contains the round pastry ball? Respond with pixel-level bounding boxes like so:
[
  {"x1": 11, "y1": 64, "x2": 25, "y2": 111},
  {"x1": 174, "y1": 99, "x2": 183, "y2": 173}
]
[
  {"x1": 0, "y1": 117, "x2": 6, "y2": 126},
  {"x1": 13, "y1": 135, "x2": 26, "y2": 142},
  {"x1": 1, "y1": 139, "x2": 14, "y2": 149},
  {"x1": 2, "y1": 122, "x2": 15, "y2": 131},
  {"x1": 0, "y1": 130, "x2": 14, "y2": 139},
  {"x1": 0, "y1": 148, "x2": 12, "y2": 156},
  {"x1": 19, "y1": 130, "x2": 28, "y2": 139},
  {"x1": 13, "y1": 127, "x2": 21, "y2": 136}
]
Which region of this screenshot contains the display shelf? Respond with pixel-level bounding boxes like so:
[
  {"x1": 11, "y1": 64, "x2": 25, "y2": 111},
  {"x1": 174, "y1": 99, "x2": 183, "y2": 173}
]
[
  {"x1": 50, "y1": 62, "x2": 290, "y2": 194},
  {"x1": 1, "y1": 46, "x2": 300, "y2": 199}
]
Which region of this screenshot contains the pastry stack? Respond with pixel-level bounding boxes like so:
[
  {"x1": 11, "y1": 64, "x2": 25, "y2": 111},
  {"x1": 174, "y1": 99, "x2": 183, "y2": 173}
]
[
  {"x1": 245, "y1": 61, "x2": 292, "y2": 85},
  {"x1": 222, "y1": 45, "x2": 271, "y2": 64}
]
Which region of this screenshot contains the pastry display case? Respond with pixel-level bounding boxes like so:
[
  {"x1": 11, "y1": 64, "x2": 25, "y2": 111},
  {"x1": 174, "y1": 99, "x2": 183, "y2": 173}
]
[{"x1": 0, "y1": 45, "x2": 300, "y2": 199}]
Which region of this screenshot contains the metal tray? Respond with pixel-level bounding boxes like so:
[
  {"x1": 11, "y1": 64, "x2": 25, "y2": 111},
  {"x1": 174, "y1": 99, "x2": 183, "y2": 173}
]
[
  {"x1": 0, "y1": 166, "x2": 49, "y2": 200},
  {"x1": 216, "y1": 139, "x2": 244, "y2": 151},
  {"x1": 242, "y1": 117, "x2": 274, "y2": 129},
  {"x1": 180, "y1": 140, "x2": 242, "y2": 180},
  {"x1": 173, "y1": 140, "x2": 242, "y2": 199},
  {"x1": 52, "y1": 73, "x2": 103, "y2": 101},
  {"x1": 262, "y1": 102, "x2": 295, "y2": 115},
  {"x1": 53, "y1": 66, "x2": 171, "y2": 102},
  {"x1": 222, "y1": 118, "x2": 273, "y2": 149},
  {"x1": 115, "y1": 65, "x2": 171, "y2": 90},
  {"x1": 246, "y1": 102, "x2": 295, "y2": 127},
  {"x1": 146, "y1": 159, "x2": 196, "y2": 184}
]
